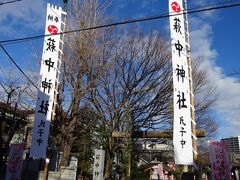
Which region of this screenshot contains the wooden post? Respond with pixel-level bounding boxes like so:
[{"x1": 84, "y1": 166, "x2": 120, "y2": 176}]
[
  {"x1": 43, "y1": 158, "x2": 50, "y2": 180},
  {"x1": 183, "y1": 165, "x2": 188, "y2": 172},
  {"x1": 183, "y1": 0, "x2": 198, "y2": 161},
  {"x1": 112, "y1": 129, "x2": 206, "y2": 138}
]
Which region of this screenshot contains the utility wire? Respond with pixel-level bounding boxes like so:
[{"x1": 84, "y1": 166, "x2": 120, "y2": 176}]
[
  {"x1": 188, "y1": 0, "x2": 240, "y2": 10},
  {"x1": 0, "y1": 1, "x2": 240, "y2": 89},
  {"x1": 0, "y1": 0, "x2": 23, "y2": 6},
  {"x1": 1, "y1": 2, "x2": 240, "y2": 45},
  {"x1": 0, "y1": 44, "x2": 38, "y2": 90}
]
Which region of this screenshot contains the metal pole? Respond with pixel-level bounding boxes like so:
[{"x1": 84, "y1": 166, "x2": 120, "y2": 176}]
[{"x1": 183, "y1": 0, "x2": 198, "y2": 161}]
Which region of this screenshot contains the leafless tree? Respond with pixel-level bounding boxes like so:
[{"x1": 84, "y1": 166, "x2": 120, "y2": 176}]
[
  {"x1": 87, "y1": 30, "x2": 173, "y2": 177},
  {"x1": 86, "y1": 31, "x2": 218, "y2": 178},
  {"x1": 54, "y1": 0, "x2": 114, "y2": 167},
  {"x1": 53, "y1": 0, "x2": 218, "y2": 178},
  {"x1": 0, "y1": 67, "x2": 37, "y2": 175}
]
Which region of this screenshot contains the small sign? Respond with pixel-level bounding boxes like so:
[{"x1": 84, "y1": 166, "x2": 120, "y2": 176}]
[
  {"x1": 93, "y1": 149, "x2": 105, "y2": 180},
  {"x1": 5, "y1": 144, "x2": 25, "y2": 180},
  {"x1": 209, "y1": 141, "x2": 231, "y2": 180}
]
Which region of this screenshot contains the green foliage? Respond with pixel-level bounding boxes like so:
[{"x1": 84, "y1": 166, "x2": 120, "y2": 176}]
[
  {"x1": 173, "y1": 166, "x2": 183, "y2": 180},
  {"x1": 118, "y1": 148, "x2": 129, "y2": 176},
  {"x1": 131, "y1": 165, "x2": 149, "y2": 180},
  {"x1": 70, "y1": 105, "x2": 100, "y2": 177}
]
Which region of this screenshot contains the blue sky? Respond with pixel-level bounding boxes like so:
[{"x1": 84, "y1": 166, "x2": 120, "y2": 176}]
[{"x1": 0, "y1": 0, "x2": 240, "y2": 139}]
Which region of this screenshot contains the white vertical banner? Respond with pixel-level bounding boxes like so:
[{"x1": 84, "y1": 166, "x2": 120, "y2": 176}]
[
  {"x1": 169, "y1": 0, "x2": 193, "y2": 164},
  {"x1": 93, "y1": 149, "x2": 105, "y2": 180},
  {"x1": 5, "y1": 144, "x2": 25, "y2": 180},
  {"x1": 30, "y1": 4, "x2": 66, "y2": 158}
]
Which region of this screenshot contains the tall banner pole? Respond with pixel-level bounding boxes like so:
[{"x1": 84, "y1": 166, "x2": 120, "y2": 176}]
[
  {"x1": 183, "y1": 0, "x2": 198, "y2": 161},
  {"x1": 169, "y1": 0, "x2": 194, "y2": 165},
  {"x1": 30, "y1": 4, "x2": 67, "y2": 159},
  {"x1": 51, "y1": 2, "x2": 67, "y2": 122}
]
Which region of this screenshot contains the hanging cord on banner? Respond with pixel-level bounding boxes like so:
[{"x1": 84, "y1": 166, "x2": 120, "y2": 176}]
[{"x1": 1, "y1": 1, "x2": 240, "y2": 45}]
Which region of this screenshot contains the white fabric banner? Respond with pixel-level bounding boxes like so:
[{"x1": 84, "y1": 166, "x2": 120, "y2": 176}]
[
  {"x1": 30, "y1": 4, "x2": 66, "y2": 158},
  {"x1": 169, "y1": 0, "x2": 193, "y2": 165},
  {"x1": 93, "y1": 149, "x2": 105, "y2": 180},
  {"x1": 5, "y1": 144, "x2": 25, "y2": 180}
]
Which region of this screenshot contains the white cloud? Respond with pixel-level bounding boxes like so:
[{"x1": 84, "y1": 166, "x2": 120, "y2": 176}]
[
  {"x1": 0, "y1": 0, "x2": 46, "y2": 37},
  {"x1": 190, "y1": 7, "x2": 240, "y2": 138}
]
